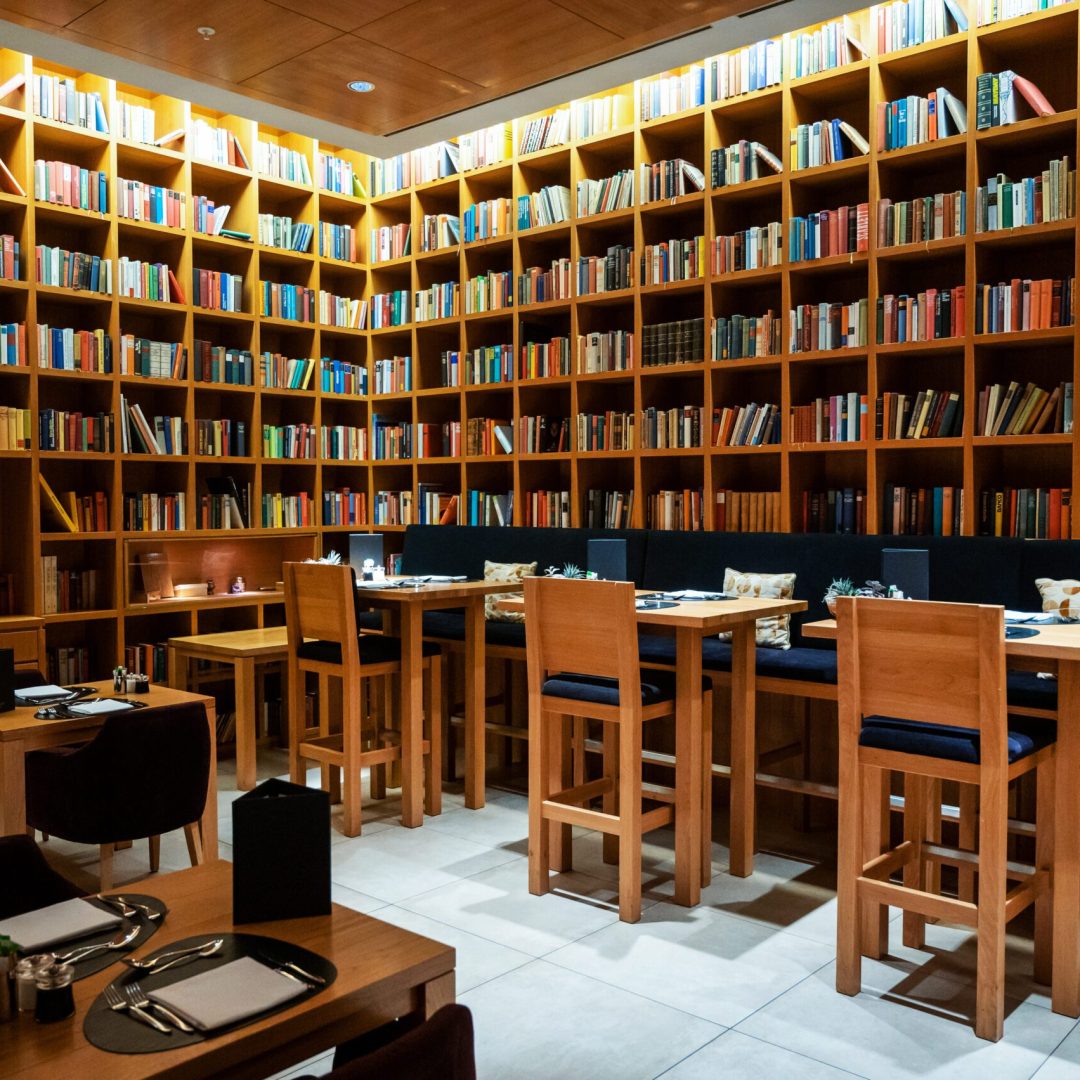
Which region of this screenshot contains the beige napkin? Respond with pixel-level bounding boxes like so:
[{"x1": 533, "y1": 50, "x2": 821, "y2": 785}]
[
  {"x1": 149, "y1": 956, "x2": 307, "y2": 1031},
  {"x1": 0, "y1": 897, "x2": 122, "y2": 951}
]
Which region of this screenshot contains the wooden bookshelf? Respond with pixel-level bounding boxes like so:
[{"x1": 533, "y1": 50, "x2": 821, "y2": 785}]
[{"x1": 1, "y1": 4, "x2": 1079, "y2": 672}]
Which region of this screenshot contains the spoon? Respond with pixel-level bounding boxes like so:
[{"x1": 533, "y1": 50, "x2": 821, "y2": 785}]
[
  {"x1": 54, "y1": 924, "x2": 141, "y2": 963},
  {"x1": 123, "y1": 938, "x2": 224, "y2": 973},
  {"x1": 114, "y1": 896, "x2": 163, "y2": 921}
]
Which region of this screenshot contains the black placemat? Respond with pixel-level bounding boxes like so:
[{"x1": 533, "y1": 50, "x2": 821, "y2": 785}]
[
  {"x1": 1006, "y1": 626, "x2": 1041, "y2": 639},
  {"x1": 636, "y1": 600, "x2": 680, "y2": 610},
  {"x1": 83, "y1": 933, "x2": 336, "y2": 1054},
  {"x1": 27, "y1": 894, "x2": 166, "y2": 982}
]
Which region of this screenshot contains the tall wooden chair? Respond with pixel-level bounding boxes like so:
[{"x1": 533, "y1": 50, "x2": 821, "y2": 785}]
[
  {"x1": 835, "y1": 597, "x2": 1055, "y2": 1041},
  {"x1": 284, "y1": 562, "x2": 442, "y2": 837},
  {"x1": 524, "y1": 576, "x2": 712, "y2": 922}
]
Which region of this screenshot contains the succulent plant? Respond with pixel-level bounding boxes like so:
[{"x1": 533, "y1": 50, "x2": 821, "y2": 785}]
[
  {"x1": 823, "y1": 577, "x2": 857, "y2": 603},
  {"x1": 562, "y1": 562, "x2": 585, "y2": 579},
  {"x1": 544, "y1": 565, "x2": 561, "y2": 577}
]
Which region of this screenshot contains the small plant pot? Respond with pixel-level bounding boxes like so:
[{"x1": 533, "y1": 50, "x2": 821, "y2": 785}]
[{"x1": 826, "y1": 596, "x2": 838, "y2": 616}]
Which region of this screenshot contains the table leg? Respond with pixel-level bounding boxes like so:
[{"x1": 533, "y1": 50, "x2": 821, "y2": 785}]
[
  {"x1": 0, "y1": 738, "x2": 27, "y2": 835},
  {"x1": 463, "y1": 598, "x2": 486, "y2": 810},
  {"x1": 200, "y1": 702, "x2": 219, "y2": 860},
  {"x1": 1052, "y1": 661, "x2": 1080, "y2": 1016},
  {"x1": 673, "y1": 626, "x2": 702, "y2": 907},
  {"x1": 235, "y1": 657, "x2": 257, "y2": 791},
  {"x1": 167, "y1": 645, "x2": 184, "y2": 690},
  {"x1": 729, "y1": 621, "x2": 756, "y2": 878},
  {"x1": 400, "y1": 603, "x2": 425, "y2": 827}
]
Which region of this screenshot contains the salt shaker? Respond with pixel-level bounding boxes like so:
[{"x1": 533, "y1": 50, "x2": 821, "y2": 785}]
[
  {"x1": 15, "y1": 955, "x2": 53, "y2": 1013},
  {"x1": 34, "y1": 963, "x2": 74, "y2": 1023}
]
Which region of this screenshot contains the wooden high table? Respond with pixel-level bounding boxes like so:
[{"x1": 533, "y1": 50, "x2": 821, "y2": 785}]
[
  {"x1": 354, "y1": 578, "x2": 528, "y2": 823},
  {"x1": 0, "y1": 861, "x2": 456, "y2": 1079},
  {"x1": 167, "y1": 628, "x2": 290, "y2": 792},
  {"x1": 803, "y1": 617, "x2": 1080, "y2": 1020},
  {"x1": 501, "y1": 590, "x2": 807, "y2": 904},
  {"x1": 0, "y1": 682, "x2": 219, "y2": 858}
]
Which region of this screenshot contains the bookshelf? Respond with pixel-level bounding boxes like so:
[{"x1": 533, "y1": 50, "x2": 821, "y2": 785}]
[{"x1": 2, "y1": 2, "x2": 1079, "y2": 673}]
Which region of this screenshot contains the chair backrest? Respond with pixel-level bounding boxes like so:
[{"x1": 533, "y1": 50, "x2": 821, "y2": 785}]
[
  {"x1": 78, "y1": 702, "x2": 211, "y2": 838},
  {"x1": 284, "y1": 562, "x2": 358, "y2": 658},
  {"x1": 523, "y1": 576, "x2": 640, "y2": 700},
  {"x1": 836, "y1": 596, "x2": 1007, "y2": 758}
]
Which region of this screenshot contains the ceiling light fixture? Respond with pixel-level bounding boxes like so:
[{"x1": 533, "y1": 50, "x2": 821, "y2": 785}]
[
  {"x1": 196, "y1": 26, "x2": 216, "y2": 38},
  {"x1": 347, "y1": 81, "x2": 375, "y2": 93}
]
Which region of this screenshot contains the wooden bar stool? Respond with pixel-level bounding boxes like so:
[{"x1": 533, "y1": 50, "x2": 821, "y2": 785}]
[
  {"x1": 835, "y1": 597, "x2": 1056, "y2": 1041},
  {"x1": 524, "y1": 576, "x2": 712, "y2": 923},
  {"x1": 284, "y1": 562, "x2": 442, "y2": 837}
]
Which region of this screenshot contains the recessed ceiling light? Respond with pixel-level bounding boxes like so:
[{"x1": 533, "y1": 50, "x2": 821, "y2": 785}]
[
  {"x1": 347, "y1": 80, "x2": 375, "y2": 93},
  {"x1": 196, "y1": 26, "x2": 216, "y2": 38}
]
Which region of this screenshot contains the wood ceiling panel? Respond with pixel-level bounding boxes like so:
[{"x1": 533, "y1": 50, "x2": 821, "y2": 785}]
[
  {"x1": 66, "y1": 0, "x2": 339, "y2": 83},
  {"x1": 242, "y1": 33, "x2": 483, "y2": 134},
  {"x1": 265, "y1": 0, "x2": 417, "y2": 33},
  {"x1": 0, "y1": 0, "x2": 100, "y2": 26},
  {"x1": 355, "y1": 0, "x2": 621, "y2": 87},
  {"x1": 558, "y1": 0, "x2": 715, "y2": 36}
]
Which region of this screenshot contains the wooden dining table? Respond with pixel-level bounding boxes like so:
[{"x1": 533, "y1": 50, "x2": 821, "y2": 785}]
[
  {"x1": 500, "y1": 588, "x2": 808, "y2": 905},
  {"x1": 0, "y1": 861, "x2": 456, "y2": 1079},
  {"x1": 0, "y1": 681, "x2": 219, "y2": 858},
  {"x1": 803, "y1": 616, "x2": 1080, "y2": 1021},
  {"x1": 353, "y1": 578, "x2": 530, "y2": 823}
]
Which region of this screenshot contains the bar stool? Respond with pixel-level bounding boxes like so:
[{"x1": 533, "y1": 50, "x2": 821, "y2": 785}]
[
  {"x1": 835, "y1": 597, "x2": 1055, "y2": 1041},
  {"x1": 284, "y1": 562, "x2": 442, "y2": 837},
  {"x1": 524, "y1": 576, "x2": 711, "y2": 922}
]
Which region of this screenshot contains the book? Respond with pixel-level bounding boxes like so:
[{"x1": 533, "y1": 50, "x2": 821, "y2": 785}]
[
  {"x1": 1011, "y1": 73, "x2": 1055, "y2": 117},
  {"x1": 232, "y1": 133, "x2": 251, "y2": 170},
  {"x1": 38, "y1": 473, "x2": 77, "y2": 532},
  {"x1": 167, "y1": 267, "x2": 186, "y2": 305},
  {"x1": 0, "y1": 72, "x2": 24, "y2": 102},
  {"x1": 0, "y1": 156, "x2": 24, "y2": 197}
]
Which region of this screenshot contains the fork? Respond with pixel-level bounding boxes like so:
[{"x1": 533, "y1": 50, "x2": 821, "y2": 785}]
[
  {"x1": 102, "y1": 983, "x2": 170, "y2": 1034},
  {"x1": 125, "y1": 983, "x2": 193, "y2": 1033}
]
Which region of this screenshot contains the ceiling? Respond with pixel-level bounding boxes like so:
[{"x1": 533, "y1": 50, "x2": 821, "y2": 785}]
[{"x1": 0, "y1": 0, "x2": 780, "y2": 138}]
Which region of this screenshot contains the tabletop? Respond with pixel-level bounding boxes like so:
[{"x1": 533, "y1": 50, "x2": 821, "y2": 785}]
[
  {"x1": 0, "y1": 862, "x2": 456, "y2": 1079},
  {"x1": 356, "y1": 577, "x2": 526, "y2": 603},
  {"x1": 167, "y1": 628, "x2": 289, "y2": 658},
  {"x1": 0, "y1": 682, "x2": 215, "y2": 742}
]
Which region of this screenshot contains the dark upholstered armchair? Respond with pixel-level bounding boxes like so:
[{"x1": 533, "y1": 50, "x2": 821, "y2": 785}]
[
  {"x1": 0, "y1": 834, "x2": 82, "y2": 918},
  {"x1": 24, "y1": 702, "x2": 211, "y2": 889}
]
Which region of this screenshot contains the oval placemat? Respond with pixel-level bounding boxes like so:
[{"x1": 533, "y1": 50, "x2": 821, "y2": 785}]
[
  {"x1": 1005, "y1": 626, "x2": 1040, "y2": 639},
  {"x1": 83, "y1": 933, "x2": 336, "y2": 1054},
  {"x1": 50, "y1": 894, "x2": 166, "y2": 982}
]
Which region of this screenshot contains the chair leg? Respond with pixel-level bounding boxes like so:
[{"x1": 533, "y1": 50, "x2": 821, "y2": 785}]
[
  {"x1": 975, "y1": 769, "x2": 1008, "y2": 1042},
  {"x1": 425, "y1": 655, "x2": 443, "y2": 817},
  {"x1": 701, "y1": 689, "x2": 714, "y2": 887},
  {"x1": 549, "y1": 714, "x2": 573, "y2": 873},
  {"x1": 288, "y1": 662, "x2": 306, "y2": 786},
  {"x1": 1034, "y1": 755, "x2": 1056, "y2": 986},
  {"x1": 618, "y1": 710, "x2": 643, "y2": 923},
  {"x1": 148, "y1": 835, "x2": 160, "y2": 873},
  {"x1": 836, "y1": 750, "x2": 865, "y2": 996},
  {"x1": 603, "y1": 721, "x2": 620, "y2": 865},
  {"x1": 183, "y1": 823, "x2": 204, "y2": 867},
  {"x1": 443, "y1": 656, "x2": 458, "y2": 783},
  {"x1": 902, "y1": 773, "x2": 928, "y2": 949},
  {"x1": 369, "y1": 677, "x2": 387, "y2": 801},
  {"x1": 99, "y1": 844, "x2": 115, "y2": 891},
  {"x1": 860, "y1": 765, "x2": 890, "y2": 960},
  {"x1": 528, "y1": 701, "x2": 551, "y2": 896},
  {"x1": 342, "y1": 676, "x2": 363, "y2": 838},
  {"x1": 957, "y1": 783, "x2": 978, "y2": 903}
]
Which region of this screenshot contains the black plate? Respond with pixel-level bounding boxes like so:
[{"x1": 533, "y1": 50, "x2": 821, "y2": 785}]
[
  {"x1": 1005, "y1": 626, "x2": 1040, "y2": 639},
  {"x1": 83, "y1": 933, "x2": 336, "y2": 1054},
  {"x1": 34, "y1": 894, "x2": 166, "y2": 982}
]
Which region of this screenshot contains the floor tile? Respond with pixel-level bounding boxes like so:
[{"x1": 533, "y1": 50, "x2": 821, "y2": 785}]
[
  {"x1": 547, "y1": 901, "x2": 833, "y2": 1027},
  {"x1": 372, "y1": 905, "x2": 533, "y2": 993},
  {"x1": 398, "y1": 859, "x2": 639, "y2": 957},
  {"x1": 660, "y1": 1029, "x2": 868, "y2": 1079},
  {"x1": 737, "y1": 959, "x2": 1075, "y2": 1080},
  {"x1": 330, "y1": 823, "x2": 519, "y2": 904},
  {"x1": 330, "y1": 882, "x2": 389, "y2": 915},
  {"x1": 1032, "y1": 1021, "x2": 1080, "y2": 1078},
  {"x1": 422, "y1": 791, "x2": 529, "y2": 856},
  {"x1": 461, "y1": 961, "x2": 723, "y2": 1080}
]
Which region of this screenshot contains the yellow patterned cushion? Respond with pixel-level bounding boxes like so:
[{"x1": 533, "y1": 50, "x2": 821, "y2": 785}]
[
  {"x1": 484, "y1": 560, "x2": 538, "y2": 622},
  {"x1": 717, "y1": 568, "x2": 795, "y2": 649},
  {"x1": 1035, "y1": 577, "x2": 1080, "y2": 621}
]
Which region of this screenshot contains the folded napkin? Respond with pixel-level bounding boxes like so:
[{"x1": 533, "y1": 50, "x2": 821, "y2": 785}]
[
  {"x1": 149, "y1": 956, "x2": 307, "y2": 1031},
  {"x1": 0, "y1": 897, "x2": 122, "y2": 952},
  {"x1": 67, "y1": 699, "x2": 137, "y2": 716},
  {"x1": 1004, "y1": 611, "x2": 1061, "y2": 625},
  {"x1": 660, "y1": 589, "x2": 726, "y2": 601},
  {"x1": 14, "y1": 684, "x2": 69, "y2": 703}
]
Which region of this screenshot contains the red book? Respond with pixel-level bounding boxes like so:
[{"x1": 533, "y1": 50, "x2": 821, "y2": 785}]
[
  {"x1": 1012, "y1": 74, "x2": 1055, "y2": 117},
  {"x1": 167, "y1": 268, "x2": 186, "y2": 305}
]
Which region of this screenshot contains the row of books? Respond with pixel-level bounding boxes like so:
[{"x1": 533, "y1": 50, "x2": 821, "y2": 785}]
[
  {"x1": 463, "y1": 198, "x2": 513, "y2": 242},
  {"x1": 372, "y1": 417, "x2": 411, "y2": 460},
  {"x1": 716, "y1": 491, "x2": 781, "y2": 533},
  {"x1": 587, "y1": 489, "x2": 634, "y2": 529},
  {"x1": 711, "y1": 142, "x2": 782, "y2": 188},
  {"x1": 639, "y1": 66, "x2": 705, "y2": 122},
  {"x1": 193, "y1": 269, "x2": 242, "y2": 312},
  {"x1": 258, "y1": 215, "x2": 313, "y2": 253},
  {"x1": 322, "y1": 359, "x2": 366, "y2": 396},
  {"x1": 710, "y1": 40, "x2": 782, "y2": 102},
  {"x1": 790, "y1": 393, "x2": 867, "y2": 443},
  {"x1": 37, "y1": 325, "x2": 111, "y2": 371},
  {"x1": 641, "y1": 405, "x2": 706, "y2": 449},
  {"x1": 263, "y1": 423, "x2": 317, "y2": 460},
  {"x1": 973, "y1": 277, "x2": 1074, "y2": 333},
  {"x1": 641, "y1": 237, "x2": 705, "y2": 284},
  {"x1": 40, "y1": 560, "x2": 98, "y2": 614},
  {"x1": 33, "y1": 159, "x2": 107, "y2": 212},
  {"x1": 116, "y1": 258, "x2": 178, "y2": 303},
  {"x1": 321, "y1": 425, "x2": 367, "y2": 461},
  {"x1": 420, "y1": 213, "x2": 460, "y2": 252},
  {"x1": 190, "y1": 119, "x2": 249, "y2": 169},
  {"x1": 262, "y1": 492, "x2": 313, "y2": 529},
  {"x1": 518, "y1": 260, "x2": 571, "y2": 305},
  {"x1": 579, "y1": 330, "x2": 633, "y2": 373},
  {"x1": 641, "y1": 317, "x2": 705, "y2": 366},
  {"x1": 714, "y1": 225, "x2": 781, "y2": 273},
  {"x1": 877, "y1": 390, "x2": 962, "y2": 439},
  {"x1": 789, "y1": 120, "x2": 868, "y2": 170},
  {"x1": 977, "y1": 0, "x2": 1071, "y2": 23},
  {"x1": 320, "y1": 291, "x2": 365, "y2": 329},
  {"x1": 193, "y1": 341, "x2": 249, "y2": 385},
  {"x1": 39, "y1": 409, "x2": 113, "y2": 452},
  {"x1": 876, "y1": 286, "x2": 966, "y2": 343},
  {"x1": 465, "y1": 271, "x2": 512, "y2": 314},
  {"x1": 790, "y1": 299, "x2": 869, "y2": 352},
  {"x1": 459, "y1": 124, "x2": 512, "y2": 171},
  {"x1": 520, "y1": 338, "x2": 571, "y2": 380},
  {"x1": 977, "y1": 380, "x2": 1073, "y2": 436},
  {"x1": 116, "y1": 178, "x2": 185, "y2": 227},
  {"x1": 319, "y1": 222, "x2": 358, "y2": 263},
  {"x1": 875, "y1": 0, "x2": 967, "y2": 54},
  {"x1": 38, "y1": 478, "x2": 108, "y2": 532},
  {"x1": 194, "y1": 418, "x2": 246, "y2": 457},
  {"x1": 317, "y1": 152, "x2": 364, "y2": 197},
  {"x1": 371, "y1": 223, "x2": 411, "y2": 262},
  {"x1": 646, "y1": 488, "x2": 704, "y2": 531},
  {"x1": 975, "y1": 160, "x2": 1075, "y2": 231},
  {"x1": 802, "y1": 488, "x2": 866, "y2": 534},
  {"x1": 125, "y1": 644, "x2": 167, "y2": 684},
  {"x1": 260, "y1": 281, "x2": 314, "y2": 322},
  {"x1": 712, "y1": 311, "x2": 782, "y2": 360},
  {"x1": 639, "y1": 159, "x2": 704, "y2": 202},
  {"x1": 517, "y1": 185, "x2": 571, "y2": 229},
  {"x1": 884, "y1": 486, "x2": 963, "y2": 536},
  {"x1": 415, "y1": 281, "x2": 459, "y2": 322},
  {"x1": 878, "y1": 191, "x2": 966, "y2": 246},
  {"x1": 789, "y1": 204, "x2": 869, "y2": 261},
  {"x1": 122, "y1": 491, "x2": 186, "y2": 531},
  {"x1": 37, "y1": 245, "x2": 110, "y2": 293},
  {"x1": 518, "y1": 109, "x2": 570, "y2": 155},
  {"x1": 255, "y1": 141, "x2": 312, "y2": 185},
  {"x1": 32, "y1": 76, "x2": 108, "y2": 132},
  {"x1": 577, "y1": 172, "x2": 634, "y2": 217},
  {"x1": 117, "y1": 101, "x2": 155, "y2": 144},
  {"x1": 0, "y1": 404, "x2": 29, "y2": 449},
  {"x1": 49, "y1": 647, "x2": 91, "y2": 685},
  {"x1": 975, "y1": 70, "x2": 1055, "y2": 130},
  {"x1": 877, "y1": 89, "x2": 967, "y2": 152},
  {"x1": 373, "y1": 356, "x2": 411, "y2": 394},
  {"x1": 193, "y1": 197, "x2": 231, "y2": 236},
  {"x1": 261, "y1": 353, "x2": 314, "y2": 390},
  {"x1": 713, "y1": 403, "x2": 782, "y2": 447},
  {"x1": 371, "y1": 290, "x2": 409, "y2": 329},
  {"x1": 979, "y1": 488, "x2": 1071, "y2": 538},
  {"x1": 464, "y1": 489, "x2": 513, "y2": 527},
  {"x1": 523, "y1": 490, "x2": 571, "y2": 528},
  {"x1": 322, "y1": 489, "x2": 367, "y2": 527},
  {"x1": 787, "y1": 18, "x2": 866, "y2": 79},
  {"x1": 576, "y1": 411, "x2": 634, "y2": 452},
  {"x1": 368, "y1": 141, "x2": 457, "y2": 196},
  {"x1": 518, "y1": 414, "x2": 569, "y2": 454},
  {"x1": 120, "y1": 398, "x2": 184, "y2": 455},
  {"x1": 578, "y1": 245, "x2": 633, "y2": 294},
  {"x1": 0, "y1": 234, "x2": 17, "y2": 280}
]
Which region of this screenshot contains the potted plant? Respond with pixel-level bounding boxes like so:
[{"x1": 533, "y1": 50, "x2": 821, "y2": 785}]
[{"x1": 823, "y1": 577, "x2": 856, "y2": 615}]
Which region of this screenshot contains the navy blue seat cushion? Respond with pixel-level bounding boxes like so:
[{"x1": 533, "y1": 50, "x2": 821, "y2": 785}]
[
  {"x1": 542, "y1": 669, "x2": 711, "y2": 707},
  {"x1": 637, "y1": 635, "x2": 837, "y2": 683},
  {"x1": 860, "y1": 715, "x2": 1056, "y2": 764},
  {"x1": 1006, "y1": 670, "x2": 1058, "y2": 710},
  {"x1": 421, "y1": 611, "x2": 527, "y2": 649},
  {"x1": 356, "y1": 610, "x2": 386, "y2": 631},
  {"x1": 297, "y1": 634, "x2": 440, "y2": 665}
]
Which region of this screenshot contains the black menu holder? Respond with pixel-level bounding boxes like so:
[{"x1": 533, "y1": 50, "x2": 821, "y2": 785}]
[
  {"x1": 882, "y1": 548, "x2": 929, "y2": 601},
  {"x1": 232, "y1": 778, "x2": 331, "y2": 923},
  {"x1": 0, "y1": 648, "x2": 13, "y2": 713},
  {"x1": 588, "y1": 538, "x2": 628, "y2": 581}
]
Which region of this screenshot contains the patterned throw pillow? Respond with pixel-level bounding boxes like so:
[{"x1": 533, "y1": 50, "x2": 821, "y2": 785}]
[
  {"x1": 1035, "y1": 577, "x2": 1080, "y2": 621},
  {"x1": 484, "y1": 560, "x2": 538, "y2": 623},
  {"x1": 717, "y1": 567, "x2": 795, "y2": 649}
]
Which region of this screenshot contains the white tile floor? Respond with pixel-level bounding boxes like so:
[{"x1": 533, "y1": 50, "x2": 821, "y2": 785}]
[{"x1": 39, "y1": 755, "x2": 1080, "y2": 1080}]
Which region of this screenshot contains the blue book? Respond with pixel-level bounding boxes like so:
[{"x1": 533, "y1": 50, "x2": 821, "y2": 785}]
[
  {"x1": 943, "y1": 0, "x2": 968, "y2": 31},
  {"x1": 933, "y1": 487, "x2": 944, "y2": 535}
]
